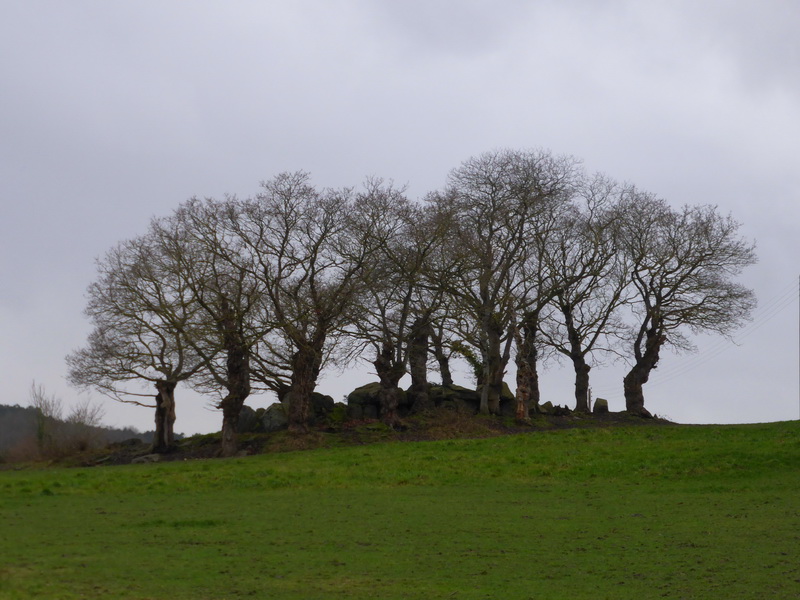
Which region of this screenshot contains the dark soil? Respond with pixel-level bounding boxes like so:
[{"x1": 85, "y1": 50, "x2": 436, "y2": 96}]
[{"x1": 70, "y1": 407, "x2": 675, "y2": 468}]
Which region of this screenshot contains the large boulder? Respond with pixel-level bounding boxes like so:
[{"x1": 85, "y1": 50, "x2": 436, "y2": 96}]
[
  {"x1": 458, "y1": 382, "x2": 516, "y2": 415},
  {"x1": 498, "y1": 382, "x2": 516, "y2": 417},
  {"x1": 346, "y1": 382, "x2": 409, "y2": 419},
  {"x1": 311, "y1": 392, "x2": 335, "y2": 418},
  {"x1": 347, "y1": 382, "x2": 381, "y2": 420},
  {"x1": 593, "y1": 398, "x2": 609, "y2": 415},
  {"x1": 237, "y1": 404, "x2": 262, "y2": 434},
  {"x1": 261, "y1": 402, "x2": 289, "y2": 432},
  {"x1": 429, "y1": 384, "x2": 481, "y2": 413},
  {"x1": 347, "y1": 403, "x2": 363, "y2": 420},
  {"x1": 280, "y1": 391, "x2": 336, "y2": 424}
]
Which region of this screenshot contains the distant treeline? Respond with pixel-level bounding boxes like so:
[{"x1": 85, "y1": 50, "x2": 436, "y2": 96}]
[{"x1": 0, "y1": 404, "x2": 158, "y2": 461}]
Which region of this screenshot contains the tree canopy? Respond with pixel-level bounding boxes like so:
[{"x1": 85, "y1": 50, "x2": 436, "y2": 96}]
[{"x1": 67, "y1": 149, "x2": 757, "y2": 454}]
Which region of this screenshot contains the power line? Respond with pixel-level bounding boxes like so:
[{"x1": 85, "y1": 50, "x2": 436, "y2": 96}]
[
  {"x1": 649, "y1": 281, "x2": 797, "y2": 386},
  {"x1": 589, "y1": 278, "x2": 798, "y2": 399}
]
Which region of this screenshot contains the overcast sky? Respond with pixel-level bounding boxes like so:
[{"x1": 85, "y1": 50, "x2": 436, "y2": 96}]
[{"x1": 1, "y1": 0, "x2": 798, "y2": 435}]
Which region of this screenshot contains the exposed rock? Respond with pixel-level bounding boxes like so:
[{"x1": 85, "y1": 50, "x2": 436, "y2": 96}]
[
  {"x1": 237, "y1": 405, "x2": 262, "y2": 434},
  {"x1": 475, "y1": 383, "x2": 517, "y2": 416},
  {"x1": 280, "y1": 391, "x2": 336, "y2": 424},
  {"x1": 311, "y1": 392, "x2": 335, "y2": 418},
  {"x1": 347, "y1": 382, "x2": 408, "y2": 420},
  {"x1": 347, "y1": 403, "x2": 364, "y2": 420},
  {"x1": 499, "y1": 383, "x2": 516, "y2": 417},
  {"x1": 262, "y1": 403, "x2": 289, "y2": 432},
  {"x1": 131, "y1": 453, "x2": 161, "y2": 464},
  {"x1": 347, "y1": 382, "x2": 381, "y2": 419},
  {"x1": 537, "y1": 402, "x2": 572, "y2": 416},
  {"x1": 347, "y1": 381, "x2": 519, "y2": 419},
  {"x1": 429, "y1": 384, "x2": 480, "y2": 413},
  {"x1": 348, "y1": 382, "x2": 382, "y2": 402},
  {"x1": 432, "y1": 384, "x2": 480, "y2": 402},
  {"x1": 593, "y1": 398, "x2": 609, "y2": 415}
]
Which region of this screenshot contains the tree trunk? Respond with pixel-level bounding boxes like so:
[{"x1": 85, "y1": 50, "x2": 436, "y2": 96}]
[
  {"x1": 152, "y1": 380, "x2": 177, "y2": 454},
  {"x1": 572, "y1": 361, "x2": 591, "y2": 413},
  {"x1": 484, "y1": 377, "x2": 504, "y2": 415},
  {"x1": 219, "y1": 318, "x2": 251, "y2": 458},
  {"x1": 430, "y1": 328, "x2": 453, "y2": 387},
  {"x1": 529, "y1": 348, "x2": 541, "y2": 412},
  {"x1": 220, "y1": 393, "x2": 245, "y2": 457},
  {"x1": 561, "y1": 301, "x2": 591, "y2": 413},
  {"x1": 374, "y1": 341, "x2": 406, "y2": 426},
  {"x1": 479, "y1": 310, "x2": 504, "y2": 415},
  {"x1": 514, "y1": 314, "x2": 541, "y2": 419},
  {"x1": 514, "y1": 370, "x2": 530, "y2": 422},
  {"x1": 623, "y1": 364, "x2": 651, "y2": 417},
  {"x1": 287, "y1": 340, "x2": 324, "y2": 432},
  {"x1": 409, "y1": 316, "x2": 433, "y2": 412},
  {"x1": 623, "y1": 330, "x2": 664, "y2": 418}
]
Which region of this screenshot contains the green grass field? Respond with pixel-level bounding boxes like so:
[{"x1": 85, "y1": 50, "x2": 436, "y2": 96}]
[{"x1": 1, "y1": 421, "x2": 799, "y2": 599}]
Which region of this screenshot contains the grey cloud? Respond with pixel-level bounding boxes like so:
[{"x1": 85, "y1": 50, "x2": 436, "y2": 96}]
[{"x1": 1, "y1": 1, "x2": 797, "y2": 433}]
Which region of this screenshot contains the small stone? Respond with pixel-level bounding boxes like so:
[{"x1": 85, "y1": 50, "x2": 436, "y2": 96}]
[{"x1": 131, "y1": 453, "x2": 161, "y2": 464}]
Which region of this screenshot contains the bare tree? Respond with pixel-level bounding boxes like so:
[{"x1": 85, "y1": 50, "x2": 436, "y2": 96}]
[
  {"x1": 160, "y1": 197, "x2": 269, "y2": 456},
  {"x1": 511, "y1": 194, "x2": 566, "y2": 420},
  {"x1": 616, "y1": 192, "x2": 757, "y2": 416},
  {"x1": 429, "y1": 317, "x2": 455, "y2": 387},
  {"x1": 64, "y1": 397, "x2": 106, "y2": 452},
  {"x1": 232, "y1": 172, "x2": 376, "y2": 431},
  {"x1": 430, "y1": 149, "x2": 580, "y2": 414},
  {"x1": 67, "y1": 231, "x2": 206, "y2": 453},
  {"x1": 346, "y1": 183, "x2": 449, "y2": 423},
  {"x1": 28, "y1": 381, "x2": 63, "y2": 455},
  {"x1": 28, "y1": 382, "x2": 105, "y2": 456},
  {"x1": 540, "y1": 176, "x2": 631, "y2": 413}
]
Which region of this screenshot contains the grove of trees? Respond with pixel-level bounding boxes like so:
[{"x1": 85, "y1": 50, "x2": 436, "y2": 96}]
[{"x1": 67, "y1": 149, "x2": 757, "y2": 456}]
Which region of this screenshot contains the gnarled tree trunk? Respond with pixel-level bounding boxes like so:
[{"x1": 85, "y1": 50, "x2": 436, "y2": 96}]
[
  {"x1": 479, "y1": 311, "x2": 504, "y2": 415},
  {"x1": 219, "y1": 316, "x2": 251, "y2": 458},
  {"x1": 623, "y1": 330, "x2": 664, "y2": 418},
  {"x1": 561, "y1": 302, "x2": 591, "y2": 413},
  {"x1": 623, "y1": 365, "x2": 651, "y2": 417},
  {"x1": 152, "y1": 379, "x2": 177, "y2": 453},
  {"x1": 287, "y1": 337, "x2": 324, "y2": 432},
  {"x1": 515, "y1": 314, "x2": 543, "y2": 420},
  {"x1": 374, "y1": 341, "x2": 406, "y2": 426},
  {"x1": 514, "y1": 317, "x2": 539, "y2": 421},
  {"x1": 430, "y1": 327, "x2": 453, "y2": 387},
  {"x1": 573, "y1": 362, "x2": 591, "y2": 413},
  {"x1": 220, "y1": 393, "x2": 245, "y2": 457},
  {"x1": 409, "y1": 316, "x2": 432, "y2": 412}
]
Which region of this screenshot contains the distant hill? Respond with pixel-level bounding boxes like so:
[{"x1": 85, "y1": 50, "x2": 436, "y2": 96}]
[{"x1": 0, "y1": 403, "x2": 159, "y2": 459}]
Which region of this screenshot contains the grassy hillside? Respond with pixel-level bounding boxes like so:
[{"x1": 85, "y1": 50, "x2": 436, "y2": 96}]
[{"x1": 1, "y1": 421, "x2": 799, "y2": 599}]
